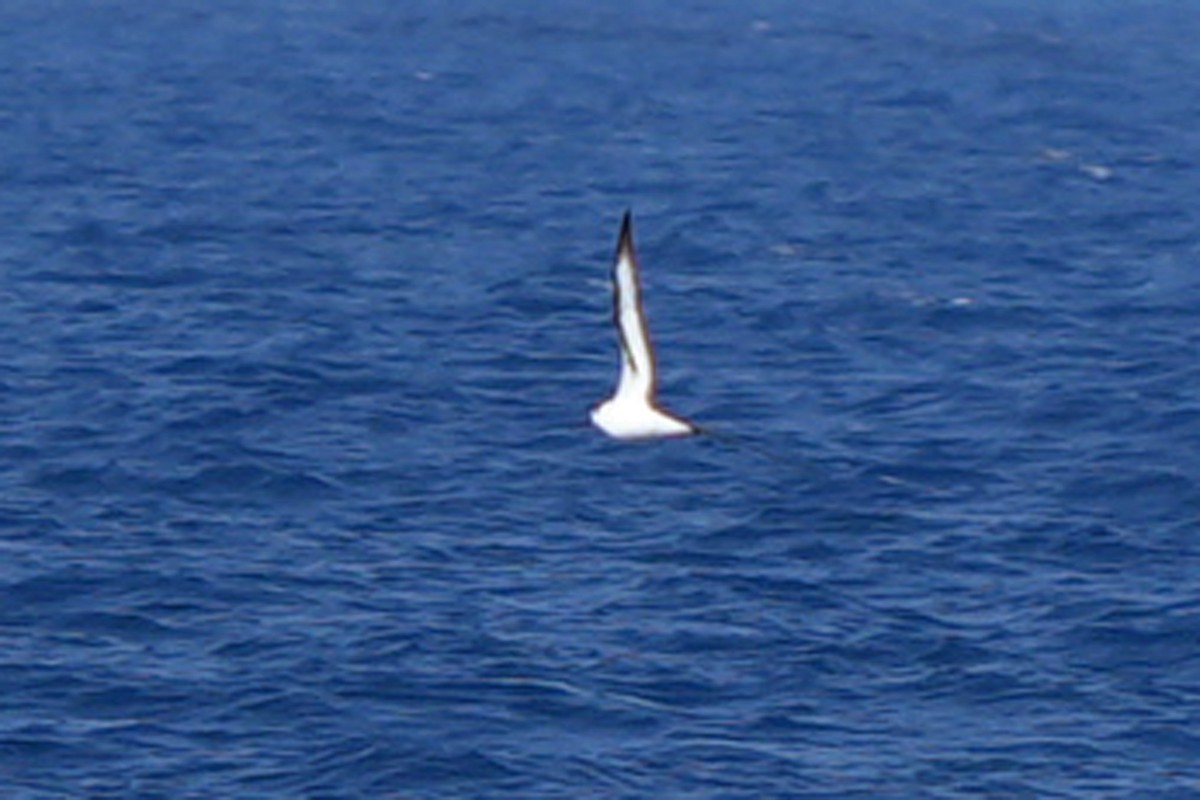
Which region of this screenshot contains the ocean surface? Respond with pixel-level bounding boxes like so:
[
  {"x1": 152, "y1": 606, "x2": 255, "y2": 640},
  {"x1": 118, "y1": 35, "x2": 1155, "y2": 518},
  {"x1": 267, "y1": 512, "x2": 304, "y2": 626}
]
[{"x1": 2, "y1": 1, "x2": 1199, "y2": 797}]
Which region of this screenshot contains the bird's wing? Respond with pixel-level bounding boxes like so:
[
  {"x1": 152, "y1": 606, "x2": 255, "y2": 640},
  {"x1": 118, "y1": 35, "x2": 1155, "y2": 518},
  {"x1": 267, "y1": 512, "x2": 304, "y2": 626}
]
[{"x1": 611, "y1": 210, "x2": 658, "y2": 401}]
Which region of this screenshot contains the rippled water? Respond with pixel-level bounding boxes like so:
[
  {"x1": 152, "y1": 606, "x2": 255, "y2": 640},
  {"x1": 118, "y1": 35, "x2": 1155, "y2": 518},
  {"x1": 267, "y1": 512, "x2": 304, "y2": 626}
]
[{"x1": 2, "y1": 1, "x2": 1199, "y2": 798}]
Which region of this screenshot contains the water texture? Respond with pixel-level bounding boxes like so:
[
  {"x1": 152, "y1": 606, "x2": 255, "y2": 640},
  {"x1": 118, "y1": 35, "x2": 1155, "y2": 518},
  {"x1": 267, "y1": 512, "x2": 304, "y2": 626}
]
[{"x1": 1, "y1": 1, "x2": 1198, "y2": 798}]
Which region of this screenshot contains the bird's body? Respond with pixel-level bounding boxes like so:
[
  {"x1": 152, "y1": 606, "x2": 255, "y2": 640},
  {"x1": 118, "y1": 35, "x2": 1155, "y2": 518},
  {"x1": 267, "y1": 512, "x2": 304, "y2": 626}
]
[
  {"x1": 591, "y1": 389, "x2": 696, "y2": 440},
  {"x1": 591, "y1": 212, "x2": 698, "y2": 441}
]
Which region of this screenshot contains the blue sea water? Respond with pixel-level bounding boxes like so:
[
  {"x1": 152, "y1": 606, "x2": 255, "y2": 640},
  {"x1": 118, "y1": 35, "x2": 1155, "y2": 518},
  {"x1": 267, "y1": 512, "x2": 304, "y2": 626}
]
[{"x1": 2, "y1": 1, "x2": 1199, "y2": 797}]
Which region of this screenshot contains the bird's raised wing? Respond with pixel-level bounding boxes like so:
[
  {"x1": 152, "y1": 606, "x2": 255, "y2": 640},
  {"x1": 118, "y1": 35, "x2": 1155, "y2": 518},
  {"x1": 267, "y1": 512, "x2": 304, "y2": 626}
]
[{"x1": 611, "y1": 210, "x2": 658, "y2": 401}]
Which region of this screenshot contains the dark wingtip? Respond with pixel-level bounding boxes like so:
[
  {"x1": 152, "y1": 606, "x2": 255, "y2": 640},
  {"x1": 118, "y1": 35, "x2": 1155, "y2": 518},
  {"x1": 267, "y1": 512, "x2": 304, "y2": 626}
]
[{"x1": 618, "y1": 209, "x2": 634, "y2": 253}]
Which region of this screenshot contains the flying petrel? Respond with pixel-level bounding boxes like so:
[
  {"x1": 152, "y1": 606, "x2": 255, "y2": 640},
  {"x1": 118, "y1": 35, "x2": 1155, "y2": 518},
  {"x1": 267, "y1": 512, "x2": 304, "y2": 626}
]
[{"x1": 590, "y1": 211, "x2": 699, "y2": 440}]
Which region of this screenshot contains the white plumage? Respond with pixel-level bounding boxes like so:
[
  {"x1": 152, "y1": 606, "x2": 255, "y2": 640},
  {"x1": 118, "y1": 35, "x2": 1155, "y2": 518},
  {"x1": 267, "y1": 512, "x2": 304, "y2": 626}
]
[{"x1": 591, "y1": 212, "x2": 698, "y2": 440}]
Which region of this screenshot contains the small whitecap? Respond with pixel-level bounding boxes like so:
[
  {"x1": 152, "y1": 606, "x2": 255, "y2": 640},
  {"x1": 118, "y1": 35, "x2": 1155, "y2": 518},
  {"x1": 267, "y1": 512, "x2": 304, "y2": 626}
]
[{"x1": 1039, "y1": 148, "x2": 1072, "y2": 162}]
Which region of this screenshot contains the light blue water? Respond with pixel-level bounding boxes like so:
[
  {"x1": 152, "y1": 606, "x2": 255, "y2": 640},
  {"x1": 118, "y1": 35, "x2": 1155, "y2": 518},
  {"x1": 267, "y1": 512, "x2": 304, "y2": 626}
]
[{"x1": 2, "y1": 2, "x2": 1199, "y2": 798}]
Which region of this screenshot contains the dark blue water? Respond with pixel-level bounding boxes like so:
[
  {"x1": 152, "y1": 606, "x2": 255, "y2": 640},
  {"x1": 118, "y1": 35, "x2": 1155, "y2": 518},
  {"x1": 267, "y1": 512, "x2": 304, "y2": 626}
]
[{"x1": 3, "y1": 1, "x2": 1199, "y2": 797}]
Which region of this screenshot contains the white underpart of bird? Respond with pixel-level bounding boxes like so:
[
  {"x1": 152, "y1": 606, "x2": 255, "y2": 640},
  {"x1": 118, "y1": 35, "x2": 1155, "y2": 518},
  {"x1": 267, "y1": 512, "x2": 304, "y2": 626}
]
[{"x1": 590, "y1": 211, "x2": 699, "y2": 440}]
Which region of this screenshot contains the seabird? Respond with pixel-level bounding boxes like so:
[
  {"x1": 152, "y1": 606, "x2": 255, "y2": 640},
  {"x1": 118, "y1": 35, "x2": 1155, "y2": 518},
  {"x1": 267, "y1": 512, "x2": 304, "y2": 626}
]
[{"x1": 591, "y1": 211, "x2": 699, "y2": 440}]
